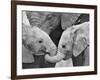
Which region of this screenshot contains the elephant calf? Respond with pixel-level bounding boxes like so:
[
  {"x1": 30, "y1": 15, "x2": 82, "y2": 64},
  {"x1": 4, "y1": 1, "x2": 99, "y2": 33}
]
[
  {"x1": 45, "y1": 21, "x2": 89, "y2": 67},
  {"x1": 22, "y1": 23, "x2": 57, "y2": 68}
]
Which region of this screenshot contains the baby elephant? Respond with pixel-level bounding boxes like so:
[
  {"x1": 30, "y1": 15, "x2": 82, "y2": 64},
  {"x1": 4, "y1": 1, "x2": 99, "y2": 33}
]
[
  {"x1": 45, "y1": 22, "x2": 89, "y2": 67},
  {"x1": 22, "y1": 23, "x2": 57, "y2": 63}
]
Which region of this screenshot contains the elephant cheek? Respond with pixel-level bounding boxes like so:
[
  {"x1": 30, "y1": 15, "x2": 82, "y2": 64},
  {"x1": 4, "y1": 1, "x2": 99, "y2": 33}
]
[
  {"x1": 58, "y1": 46, "x2": 72, "y2": 60},
  {"x1": 63, "y1": 51, "x2": 73, "y2": 60},
  {"x1": 58, "y1": 47, "x2": 66, "y2": 55},
  {"x1": 34, "y1": 44, "x2": 41, "y2": 52},
  {"x1": 26, "y1": 43, "x2": 35, "y2": 52},
  {"x1": 35, "y1": 46, "x2": 46, "y2": 56}
]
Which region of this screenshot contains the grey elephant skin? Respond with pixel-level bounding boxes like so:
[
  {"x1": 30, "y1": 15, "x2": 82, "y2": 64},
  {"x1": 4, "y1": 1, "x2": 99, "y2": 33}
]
[
  {"x1": 22, "y1": 11, "x2": 58, "y2": 68},
  {"x1": 22, "y1": 24, "x2": 57, "y2": 68},
  {"x1": 22, "y1": 11, "x2": 89, "y2": 68},
  {"x1": 26, "y1": 11, "x2": 60, "y2": 34},
  {"x1": 45, "y1": 22, "x2": 89, "y2": 67}
]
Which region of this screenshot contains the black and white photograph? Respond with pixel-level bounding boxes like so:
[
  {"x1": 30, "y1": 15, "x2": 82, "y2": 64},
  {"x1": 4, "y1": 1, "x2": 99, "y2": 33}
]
[
  {"x1": 11, "y1": 1, "x2": 97, "y2": 79},
  {"x1": 22, "y1": 11, "x2": 90, "y2": 69}
]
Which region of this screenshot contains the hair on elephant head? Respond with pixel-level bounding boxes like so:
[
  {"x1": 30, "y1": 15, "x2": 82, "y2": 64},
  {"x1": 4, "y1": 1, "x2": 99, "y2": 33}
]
[{"x1": 45, "y1": 22, "x2": 89, "y2": 65}]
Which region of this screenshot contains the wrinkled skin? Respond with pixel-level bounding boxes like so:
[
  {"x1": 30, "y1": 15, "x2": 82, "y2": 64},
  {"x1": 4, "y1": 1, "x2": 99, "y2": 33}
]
[
  {"x1": 22, "y1": 11, "x2": 57, "y2": 68},
  {"x1": 26, "y1": 11, "x2": 60, "y2": 34},
  {"x1": 22, "y1": 24, "x2": 57, "y2": 56},
  {"x1": 45, "y1": 22, "x2": 89, "y2": 66},
  {"x1": 23, "y1": 11, "x2": 89, "y2": 67},
  {"x1": 61, "y1": 13, "x2": 80, "y2": 30}
]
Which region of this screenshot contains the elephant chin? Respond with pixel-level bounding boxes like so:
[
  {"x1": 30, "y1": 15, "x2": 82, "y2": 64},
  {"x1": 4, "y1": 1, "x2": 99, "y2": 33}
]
[{"x1": 44, "y1": 51, "x2": 65, "y2": 63}]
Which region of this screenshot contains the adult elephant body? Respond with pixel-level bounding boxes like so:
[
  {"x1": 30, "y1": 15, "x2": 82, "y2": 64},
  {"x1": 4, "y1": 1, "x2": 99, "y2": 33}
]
[{"x1": 45, "y1": 22, "x2": 90, "y2": 67}]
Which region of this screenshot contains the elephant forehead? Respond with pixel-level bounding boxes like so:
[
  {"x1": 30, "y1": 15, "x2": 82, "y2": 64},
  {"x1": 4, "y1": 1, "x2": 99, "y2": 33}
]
[
  {"x1": 58, "y1": 28, "x2": 73, "y2": 48},
  {"x1": 31, "y1": 27, "x2": 50, "y2": 39},
  {"x1": 61, "y1": 29, "x2": 72, "y2": 41}
]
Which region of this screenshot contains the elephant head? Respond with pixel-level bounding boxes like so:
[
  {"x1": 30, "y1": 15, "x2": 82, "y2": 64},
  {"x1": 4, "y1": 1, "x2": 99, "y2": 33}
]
[
  {"x1": 45, "y1": 22, "x2": 89, "y2": 63},
  {"x1": 22, "y1": 23, "x2": 57, "y2": 56}
]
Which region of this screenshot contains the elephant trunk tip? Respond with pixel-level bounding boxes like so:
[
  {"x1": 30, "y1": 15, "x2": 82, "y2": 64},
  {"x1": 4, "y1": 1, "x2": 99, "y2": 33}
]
[{"x1": 45, "y1": 51, "x2": 65, "y2": 63}]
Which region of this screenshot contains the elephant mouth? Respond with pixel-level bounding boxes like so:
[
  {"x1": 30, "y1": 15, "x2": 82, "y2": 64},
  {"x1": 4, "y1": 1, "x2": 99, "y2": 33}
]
[
  {"x1": 34, "y1": 47, "x2": 47, "y2": 56},
  {"x1": 35, "y1": 50, "x2": 45, "y2": 56},
  {"x1": 33, "y1": 49, "x2": 50, "y2": 56}
]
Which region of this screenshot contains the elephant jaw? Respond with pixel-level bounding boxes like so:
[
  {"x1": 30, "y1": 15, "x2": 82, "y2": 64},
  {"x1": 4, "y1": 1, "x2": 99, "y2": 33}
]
[{"x1": 44, "y1": 51, "x2": 65, "y2": 63}]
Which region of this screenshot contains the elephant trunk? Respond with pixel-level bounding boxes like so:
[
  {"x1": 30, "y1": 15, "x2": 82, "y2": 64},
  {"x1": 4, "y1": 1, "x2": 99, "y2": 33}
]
[
  {"x1": 45, "y1": 37, "x2": 57, "y2": 57},
  {"x1": 45, "y1": 51, "x2": 65, "y2": 63}
]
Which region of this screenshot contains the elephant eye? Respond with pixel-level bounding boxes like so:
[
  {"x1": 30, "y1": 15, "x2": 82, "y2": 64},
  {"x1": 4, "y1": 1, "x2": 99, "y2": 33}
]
[
  {"x1": 39, "y1": 40, "x2": 42, "y2": 43},
  {"x1": 38, "y1": 39, "x2": 43, "y2": 43},
  {"x1": 62, "y1": 44, "x2": 66, "y2": 48}
]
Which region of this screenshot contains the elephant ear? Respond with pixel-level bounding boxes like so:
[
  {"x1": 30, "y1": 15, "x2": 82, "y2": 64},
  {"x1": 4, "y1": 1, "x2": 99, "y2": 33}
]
[
  {"x1": 22, "y1": 11, "x2": 32, "y2": 41},
  {"x1": 72, "y1": 22, "x2": 89, "y2": 57},
  {"x1": 22, "y1": 23, "x2": 31, "y2": 41},
  {"x1": 22, "y1": 11, "x2": 30, "y2": 26}
]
